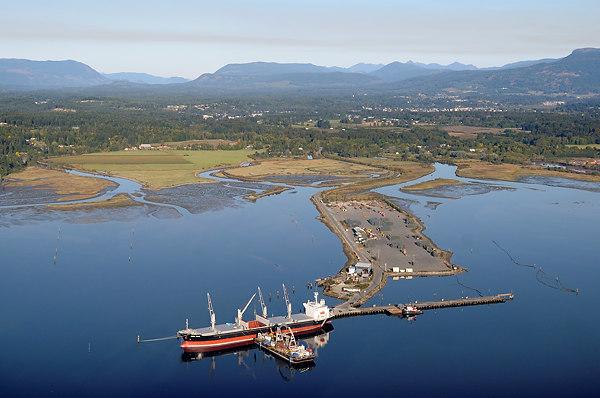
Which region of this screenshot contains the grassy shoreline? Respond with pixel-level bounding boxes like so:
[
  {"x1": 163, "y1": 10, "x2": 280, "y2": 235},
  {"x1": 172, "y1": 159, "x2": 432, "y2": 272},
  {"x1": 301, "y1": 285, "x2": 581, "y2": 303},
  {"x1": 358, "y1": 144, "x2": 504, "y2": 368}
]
[
  {"x1": 402, "y1": 178, "x2": 463, "y2": 191},
  {"x1": 321, "y1": 161, "x2": 434, "y2": 202},
  {"x1": 455, "y1": 160, "x2": 600, "y2": 183},
  {"x1": 244, "y1": 185, "x2": 291, "y2": 202},
  {"x1": 48, "y1": 193, "x2": 141, "y2": 211},
  {"x1": 223, "y1": 157, "x2": 380, "y2": 182},
  {"x1": 3, "y1": 166, "x2": 115, "y2": 201}
]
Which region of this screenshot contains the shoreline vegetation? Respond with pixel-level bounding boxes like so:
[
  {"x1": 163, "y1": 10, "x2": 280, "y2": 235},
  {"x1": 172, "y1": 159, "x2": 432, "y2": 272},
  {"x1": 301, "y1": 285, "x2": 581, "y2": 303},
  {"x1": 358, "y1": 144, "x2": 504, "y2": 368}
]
[
  {"x1": 3, "y1": 153, "x2": 600, "y2": 213},
  {"x1": 320, "y1": 160, "x2": 435, "y2": 202},
  {"x1": 48, "y1": 193, "x2": 141, "y2": 211},
  {"x1": 2, "y1": 166, "x2": 115, "y2": 201},
  {"x1": 244, "y1": 185, "x2": 291, "y2": 202},
  {"x1": 222, "y1": 157, "x2": 380, "y2": 183},
  {"x1": 454, "y1": 160, "x2": 600, "y2": 183},
  {"x1": 402, "y1": 178, "x2": 463, "y2": 191}
]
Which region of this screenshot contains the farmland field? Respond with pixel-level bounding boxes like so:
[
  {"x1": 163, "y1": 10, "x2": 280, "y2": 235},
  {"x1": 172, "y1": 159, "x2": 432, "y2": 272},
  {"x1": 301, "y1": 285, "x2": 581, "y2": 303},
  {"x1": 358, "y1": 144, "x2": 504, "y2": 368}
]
[
  {"x1": 48, "y1": 149, "x2": 255, "y2": 188},
  {"x1": 441, "y1": 125, "x2": 523, "y2": 139}
]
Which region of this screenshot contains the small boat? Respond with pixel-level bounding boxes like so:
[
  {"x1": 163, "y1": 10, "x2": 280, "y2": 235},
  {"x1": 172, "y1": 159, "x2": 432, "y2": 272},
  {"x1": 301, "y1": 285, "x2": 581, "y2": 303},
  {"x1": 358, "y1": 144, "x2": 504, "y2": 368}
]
[
  {"x1": 256, "y1": 326, "x2": 316, "y2": 365},
  {"x1": 402, "y1": 305, "x2": 423, "y2": 317}
]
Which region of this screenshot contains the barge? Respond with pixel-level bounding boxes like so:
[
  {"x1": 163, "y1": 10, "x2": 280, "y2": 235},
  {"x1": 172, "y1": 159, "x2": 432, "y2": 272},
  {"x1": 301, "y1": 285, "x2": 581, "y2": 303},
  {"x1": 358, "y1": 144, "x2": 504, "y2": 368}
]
[{"x1": 255, "y1": 326, "x2": 316, "y2": 365}]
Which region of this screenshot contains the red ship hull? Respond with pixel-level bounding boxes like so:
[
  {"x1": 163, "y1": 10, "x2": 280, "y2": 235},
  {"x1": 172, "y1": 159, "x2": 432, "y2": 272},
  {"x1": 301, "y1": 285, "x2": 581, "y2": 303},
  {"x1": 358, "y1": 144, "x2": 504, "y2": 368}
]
[{"x1": 180, "y1": 322, "x2": 326, "y2": 353}]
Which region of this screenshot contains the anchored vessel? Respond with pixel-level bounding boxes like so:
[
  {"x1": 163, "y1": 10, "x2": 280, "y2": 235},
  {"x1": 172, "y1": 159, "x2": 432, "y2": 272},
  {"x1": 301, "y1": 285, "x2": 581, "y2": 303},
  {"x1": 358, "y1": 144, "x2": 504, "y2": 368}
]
[
  {"x1": 177, "y1": 286, "x2": 331, "y2": 353},
  {"x1": 402, "y1": 305, "x2": 423, "y2": 317}
]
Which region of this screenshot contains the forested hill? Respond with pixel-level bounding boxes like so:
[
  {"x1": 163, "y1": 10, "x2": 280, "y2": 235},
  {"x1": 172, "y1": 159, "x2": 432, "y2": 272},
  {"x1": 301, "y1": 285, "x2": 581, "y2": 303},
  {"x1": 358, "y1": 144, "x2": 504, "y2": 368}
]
[
  {"x1": 392, "y1": 48, "x2": 600, "y2": 94},
  {"x1": 0, "y1": 59, "x2": 109, "y2": 89}
]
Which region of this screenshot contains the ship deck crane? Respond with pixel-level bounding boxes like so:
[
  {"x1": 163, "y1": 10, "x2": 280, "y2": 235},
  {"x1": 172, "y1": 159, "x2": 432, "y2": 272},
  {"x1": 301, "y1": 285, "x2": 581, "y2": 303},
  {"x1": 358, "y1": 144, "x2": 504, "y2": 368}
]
[
  {"x1": 207, "y1": 293, "x2": 216, "y2": 332},
  {"x1": 282, "y1": 283, "x2": 292, "y2": 319},
  {"x1": 236, "y1": 293, "x2": 256, "y2": 327},
  {"x1": 258, "y1": 287, "x2": 268, "y2": 318}
]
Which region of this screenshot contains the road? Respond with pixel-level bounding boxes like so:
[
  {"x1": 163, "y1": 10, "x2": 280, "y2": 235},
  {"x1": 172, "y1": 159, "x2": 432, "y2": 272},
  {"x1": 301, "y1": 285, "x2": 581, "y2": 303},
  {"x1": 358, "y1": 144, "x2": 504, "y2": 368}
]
[{"x1": 313, "y1": 194, "x2": 386, "y2": 311}]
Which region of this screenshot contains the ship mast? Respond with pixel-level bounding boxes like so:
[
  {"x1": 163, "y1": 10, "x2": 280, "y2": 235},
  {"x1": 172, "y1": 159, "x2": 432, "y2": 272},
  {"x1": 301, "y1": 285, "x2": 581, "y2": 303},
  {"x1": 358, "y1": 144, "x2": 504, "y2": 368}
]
[
  {"x1": 207, "y1": 293, "x2": 216, "y2": 331},
  {"x1": 257, "y1": 287, "x2": 268, "y2": 318},
  {"x1": 282, "y1": 283, "x2": 292, "y2": 319}
]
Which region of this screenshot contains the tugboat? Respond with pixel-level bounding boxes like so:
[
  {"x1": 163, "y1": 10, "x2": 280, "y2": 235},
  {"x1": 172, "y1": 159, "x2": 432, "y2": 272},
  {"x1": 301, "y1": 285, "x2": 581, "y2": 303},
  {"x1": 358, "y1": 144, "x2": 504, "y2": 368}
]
[
  {"x1": 255, "y1": 326, "x2": 316, "y2": 365},
  {"x1": 177, "y1": 286, "x2": 331, "y2": 353},
  {"x1": 402, "y1": 305, "x2": 423, "y2": 317}
]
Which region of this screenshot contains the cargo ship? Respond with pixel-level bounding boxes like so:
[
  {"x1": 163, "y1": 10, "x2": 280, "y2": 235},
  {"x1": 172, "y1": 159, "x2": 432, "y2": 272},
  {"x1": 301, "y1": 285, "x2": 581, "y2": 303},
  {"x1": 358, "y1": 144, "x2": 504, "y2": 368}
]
[{"x1": 177, "y1": 286, "x2": 331, "y2": 353}]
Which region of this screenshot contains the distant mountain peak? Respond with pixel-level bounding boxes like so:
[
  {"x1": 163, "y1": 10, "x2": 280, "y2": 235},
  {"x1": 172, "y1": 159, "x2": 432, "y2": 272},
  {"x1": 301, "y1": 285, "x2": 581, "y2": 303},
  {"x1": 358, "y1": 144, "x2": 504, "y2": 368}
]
[
  {"x1": 391, "y1": 47, "x2": 600, "y2": 94},
  {"x1": 214, "y1": 62, "x2": 331, "y2": 76},
  {"x1": 346, "y1": 63, "x2": 385, "y2": 74},
  {"x1": 0, "y1": 58, "x2": 108, "y2": 89},
  {"x1": 571, "y1": 47, "x2": 600, "y2": 55}
]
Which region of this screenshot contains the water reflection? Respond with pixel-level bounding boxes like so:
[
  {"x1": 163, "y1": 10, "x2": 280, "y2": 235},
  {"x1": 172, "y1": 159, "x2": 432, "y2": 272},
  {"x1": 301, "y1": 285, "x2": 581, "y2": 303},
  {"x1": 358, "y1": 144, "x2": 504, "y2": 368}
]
[{"x1": 179, "y1": 326, "x2": 333, "y2": 379}]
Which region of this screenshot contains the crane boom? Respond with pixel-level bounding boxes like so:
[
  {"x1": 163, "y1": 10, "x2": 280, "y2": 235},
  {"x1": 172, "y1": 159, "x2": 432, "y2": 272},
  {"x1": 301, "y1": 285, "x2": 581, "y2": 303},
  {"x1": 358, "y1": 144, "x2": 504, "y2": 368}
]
[
  {"x1": 240, "y1": 293, "x2": 256, "y2": 316},
  {"x1": 282, "y1": 283, "x2": 292, "y2": 319},
  {"x1": 236, "y1": 293, "x2": 256, "y2": 327},
  {"x1": 207, "y1": 293, "x2": 216, "y2": 331},
  {"x1": 257, "y1": 287, "x2": 268, "y2": 318}
]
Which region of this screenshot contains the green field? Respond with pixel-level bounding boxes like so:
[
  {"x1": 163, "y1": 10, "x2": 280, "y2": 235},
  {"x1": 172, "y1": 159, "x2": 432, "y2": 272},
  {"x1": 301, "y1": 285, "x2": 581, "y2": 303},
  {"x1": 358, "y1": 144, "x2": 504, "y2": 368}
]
[{"x1": 49, "y1": 150, "x2": 255, "y2": 189}]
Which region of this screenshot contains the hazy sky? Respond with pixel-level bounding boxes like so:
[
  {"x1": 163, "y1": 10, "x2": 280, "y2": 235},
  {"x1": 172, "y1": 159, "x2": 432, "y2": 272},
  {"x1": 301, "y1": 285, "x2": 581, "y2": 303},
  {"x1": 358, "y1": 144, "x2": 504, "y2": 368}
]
[{"x1": 1, "y1": 0, "x2": 599, "y2": 78}]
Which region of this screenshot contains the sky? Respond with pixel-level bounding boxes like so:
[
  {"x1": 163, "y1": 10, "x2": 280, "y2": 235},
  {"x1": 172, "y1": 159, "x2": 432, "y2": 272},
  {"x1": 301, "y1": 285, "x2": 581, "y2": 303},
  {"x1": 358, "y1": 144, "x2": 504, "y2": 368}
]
[{"x1": 1, "y1": 0, "x2": 599, "y2": 79}]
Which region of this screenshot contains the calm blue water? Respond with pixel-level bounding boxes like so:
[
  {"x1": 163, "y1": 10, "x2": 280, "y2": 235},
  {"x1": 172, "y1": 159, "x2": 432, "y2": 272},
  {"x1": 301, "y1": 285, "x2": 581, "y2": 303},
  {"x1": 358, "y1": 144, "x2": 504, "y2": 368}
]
[{"x1": 1, "y1": 164, "x2": 599, "y2": 397}]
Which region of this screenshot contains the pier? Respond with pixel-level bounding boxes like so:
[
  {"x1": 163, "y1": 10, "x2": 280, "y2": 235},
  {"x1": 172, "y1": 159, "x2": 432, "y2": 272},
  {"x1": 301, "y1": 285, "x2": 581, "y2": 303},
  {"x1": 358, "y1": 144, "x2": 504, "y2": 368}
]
[{"x1": 330, "y1": 293, "x2": 513, "y2": 319}]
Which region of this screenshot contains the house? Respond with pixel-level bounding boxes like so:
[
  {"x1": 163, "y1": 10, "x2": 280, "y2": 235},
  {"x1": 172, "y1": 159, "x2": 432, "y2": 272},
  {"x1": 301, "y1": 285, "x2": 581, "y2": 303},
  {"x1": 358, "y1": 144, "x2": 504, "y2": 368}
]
[{"x1": 139, "y1": 144, "x2": 152, "y2": 150}]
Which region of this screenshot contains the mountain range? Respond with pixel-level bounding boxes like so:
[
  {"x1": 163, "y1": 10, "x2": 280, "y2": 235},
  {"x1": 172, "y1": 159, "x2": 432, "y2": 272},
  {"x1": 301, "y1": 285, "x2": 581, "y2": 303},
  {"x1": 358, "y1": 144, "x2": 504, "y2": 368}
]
[
  {"x1": 390, "y1": 48, "x2": 600, "y2": 94},
  {"x1": 1, "y1": 49, "x2": 599, "y2": 95},
  {"x1": 103, "y1": 72, "x2": 188, "y2": 85}
]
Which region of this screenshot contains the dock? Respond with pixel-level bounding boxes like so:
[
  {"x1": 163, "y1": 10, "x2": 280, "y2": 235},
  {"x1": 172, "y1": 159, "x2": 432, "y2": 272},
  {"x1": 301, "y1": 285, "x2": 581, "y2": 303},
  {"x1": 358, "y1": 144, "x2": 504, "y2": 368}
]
[{"x1": 330, "y1": 293, "x2": 513, "y2": 319}]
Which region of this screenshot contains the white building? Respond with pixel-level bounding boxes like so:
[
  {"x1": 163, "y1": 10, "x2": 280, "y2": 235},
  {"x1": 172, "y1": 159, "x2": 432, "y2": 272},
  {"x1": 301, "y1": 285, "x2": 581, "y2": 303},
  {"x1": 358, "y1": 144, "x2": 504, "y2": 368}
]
[{"x1": 355, "y1": 262, "x2": 372, "y2": 273}]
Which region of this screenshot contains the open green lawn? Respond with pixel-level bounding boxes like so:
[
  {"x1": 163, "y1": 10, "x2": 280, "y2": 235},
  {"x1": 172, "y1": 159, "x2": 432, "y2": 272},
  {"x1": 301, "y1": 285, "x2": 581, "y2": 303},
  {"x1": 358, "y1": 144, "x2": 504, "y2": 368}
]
[{"x1": 49, "y1": 149, "x2": 255, "y2": 189}]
